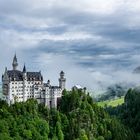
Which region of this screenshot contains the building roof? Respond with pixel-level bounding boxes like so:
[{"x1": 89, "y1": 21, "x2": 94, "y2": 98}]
[
  {"x1": 7, "y1": 70, "x2": 43, "y2": 81},
  {"x1": 73, "y1": 85, "x2": 83, "y2": 89},
  {"x1": 7, "y1": 70, "x2": 23, "y2": 81},
  {"x1": 27, "y1": 72, "x2": 42, "y2": 81},
  {"x1": 60, "y1": 71, "x2": 64, "y2": 74},
  {"x1": 44, "y1": 83, "x2": 50, "y2": 87},
  {"x1": 12, "y1": 54, "x2": 18, "y2": 65},
  {"x1": 51, "y1": 86, "x2": 61, "y2": 89},
  {"x1": 23, "y1": 64, "x2": 26, "y2": 73}
]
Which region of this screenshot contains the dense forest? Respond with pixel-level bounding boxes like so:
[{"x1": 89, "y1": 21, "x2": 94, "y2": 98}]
[
  {"x1": 105, "y1": 88, "x2": 140, "y2": 140},
  {"x1": 0, "y1": 89, "x2": 138, "y2": 140}
]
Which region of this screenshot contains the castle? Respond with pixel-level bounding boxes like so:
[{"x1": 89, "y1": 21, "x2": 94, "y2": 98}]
[{"x1": 2, "y1": 54, "x2": 66, "y2": 108}]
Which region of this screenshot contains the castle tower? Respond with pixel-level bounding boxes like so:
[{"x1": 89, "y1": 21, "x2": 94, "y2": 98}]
[
  {"x1": 22, "y1": 64, "x2": 27, "y2": 102},
  {"x1": 2, "y1": 67, "x2": 9, "y2": 82},
  {"x1": 2, "y1": 67, "x2": 10, "y2": 104},
  {"x1": 12, "y1": 54, "x2": 18, "y2": 70},
  {"x1": 2, "y1": 67, "x2": 9, "y2": 94},
  {"x1": 23, "y1": 64, "x2": 27, "y2": 80},
  {"x1": 23, "y1": 63, "x2": 26, "y2": 73},
  {"x1": 47, "y1": 80, "x2": 51, "y2": 87},
  {"x1": 59, "y1": 71, "x2": 66, "y2": 91}
]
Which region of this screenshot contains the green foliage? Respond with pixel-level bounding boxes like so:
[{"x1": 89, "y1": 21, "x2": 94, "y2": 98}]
[
  {"x1": 79, "y1": 129, "x2": 88, "y2": 140},
  {"x1": 98, "y1": 96, "x2": 124, "y2": 107},
  {"x1": 106, "y1": 88, "x2": 140, "y2": 139},
  {"x1": 0, "y1": 89, "x2": 136, "y2": 140}
]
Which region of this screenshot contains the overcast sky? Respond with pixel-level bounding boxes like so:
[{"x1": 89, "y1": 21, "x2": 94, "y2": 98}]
[{"x1": 1, "y1": 0, "x2": 140, "y2": 92}]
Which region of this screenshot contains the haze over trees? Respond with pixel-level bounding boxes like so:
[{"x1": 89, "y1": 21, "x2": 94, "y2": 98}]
[{"x1": 97, "y1": 84, "x2": 129, "y2": 101}]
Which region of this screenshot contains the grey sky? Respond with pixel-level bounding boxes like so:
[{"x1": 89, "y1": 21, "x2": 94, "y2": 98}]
[{"x1": 1, "y1": 0, "x2": 140, "y2": 92}]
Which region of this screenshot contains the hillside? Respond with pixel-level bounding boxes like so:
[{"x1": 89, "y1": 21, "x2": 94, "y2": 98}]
[
  {"x1": 105, "y1": 88, "x2": 140, "y2": 139},
  {"x1": 98, "y1": 96, "x2": 124, "y2": 107},
  {"x1": 0, "y1": 84, "x2": 2, "y2": 99},
  {"x1": 0, "y1": 89, "x2": 136, "y2": 140},
  {"x1": 97, "y1": 84, "x2": 129, "y2": 102}
]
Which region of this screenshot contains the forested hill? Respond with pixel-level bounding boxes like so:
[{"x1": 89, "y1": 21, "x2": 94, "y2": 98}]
[
  {"x1": 105, "y1": 88, "x2": 140, "y2": 140},
  {"x1": 0, "y1": 89, "x2": 136, "y2": 140},
  {"x1": 97, "y1": 84, "x2": 129, "y2": 102},
  {"x1": 0, "y1": 83, "x2": 2, "y2": 99}
]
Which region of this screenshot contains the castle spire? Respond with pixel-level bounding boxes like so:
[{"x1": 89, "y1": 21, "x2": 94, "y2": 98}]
[
  {"x1": 12, "y1": 53, "x2": 18, "y2": 70},
  {"x1": 3, "y1": 67, "x2": 9, "y2": 80},
  {"x1": 23, "y1": 63, "x2": 26, "y2": 73},
  {"x1": 5, "y1": 67, "x2": 8, "y2": 73}
]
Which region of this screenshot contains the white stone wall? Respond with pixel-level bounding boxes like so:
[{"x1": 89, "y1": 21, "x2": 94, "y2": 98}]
[
  {"x1": 3, "y1": 78, "x2": 63, "y2": 108},
  {"x1": 44, "y1": 87, "x2": 51, "y2": 107},
  {"x1": 10, "y1": 81, "x2": 24, "y2": 102},
  {"x1": 50, "y1": 88, "x2": 62, "y2": 108},
  {"x1": 6, "y1": 80, "x2": 43, "y2": 104}
]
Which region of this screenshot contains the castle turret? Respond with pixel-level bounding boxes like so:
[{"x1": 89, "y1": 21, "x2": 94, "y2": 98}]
[
  {"x1": 23, "y1": 63, "x2": 26, "y2": 73},
  {"x1": 12, "y1": 54, "x2": 18, "y2": 70},
  {"x1": 23, "y1": 64, "x2": 27, "y2": 80},
  {"x1": 47, "y1": 80, "x2": 51, "y2": 87},
  {"x1": 2, "y1": 67, "x2": 9, "y2": 97},
  {"x1": 23, "y1": 64, "x2": 27, "y2": 102},
  {"x1": 2, "y1": 67, "x2": 9, "y2": 81},
  {"x1": 59, "y1": 71, "x2": 66, "y2": 91}
]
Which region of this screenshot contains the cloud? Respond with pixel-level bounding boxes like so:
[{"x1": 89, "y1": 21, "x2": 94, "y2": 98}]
[{"x1": 1, "y1": 0, "x2": 140, "y2": 92}]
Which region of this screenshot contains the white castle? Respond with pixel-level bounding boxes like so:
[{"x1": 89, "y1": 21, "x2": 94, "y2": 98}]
[{"x1": 2, "y1": 54, "x2": 66, "y2": 108}]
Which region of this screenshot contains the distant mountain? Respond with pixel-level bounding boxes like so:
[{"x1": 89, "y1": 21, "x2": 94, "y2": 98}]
[
  {"x1": 97, "y1": 83, "x2": 132, "y2": 101},
  {"x1": 133, "y1": 66, "x2": 140, "y2": 73}
]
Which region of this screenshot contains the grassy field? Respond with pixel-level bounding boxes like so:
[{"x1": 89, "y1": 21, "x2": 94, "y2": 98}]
[{"x1": 97, "y1": 96, "x2": 124, "y2": 107}]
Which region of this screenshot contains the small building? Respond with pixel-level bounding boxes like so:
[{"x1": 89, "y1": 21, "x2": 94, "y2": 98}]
[{"x1": 72, "y1": 85, "x2": 87, "y2": 93}]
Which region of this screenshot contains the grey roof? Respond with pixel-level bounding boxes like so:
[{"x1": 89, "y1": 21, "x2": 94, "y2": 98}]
[
  {"x1": 12, "y1": 54, "x2": 18, "y2": 66},
  {"x1": 44, "y1": 83, "x2": 50, "y2": 87},
  {"x1": 7, "y1": 70, "x2": 43, "y2": 81},
  {"x1": 7, "y1": 70, "x2": 23, "y2": 81},
  {"x1": 27, "y1": 72, "x2": 42, "y2": 81},
  {"x1": 51, "y1": 86, "x2": 61, "y2": 89},
  {"x1": 60, "y1": 71, "x2": 64, "y2": 75},
  {"x1": 23, "y1": 64, "x2": 26, "y2": 73}
]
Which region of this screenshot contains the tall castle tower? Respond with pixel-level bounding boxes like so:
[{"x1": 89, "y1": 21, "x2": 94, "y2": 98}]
[
  {"x1": 59, "y1": 71, "x2": 66, "y2": 91},
  {"x1": 12, "y1": 54, "x2": 18, "y2": 70}
]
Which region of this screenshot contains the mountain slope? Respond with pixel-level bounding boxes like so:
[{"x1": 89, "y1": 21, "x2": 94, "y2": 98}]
[
  {"x1": 98, "y1": 96, "x2": 124, "y2": 107},
  {"x1": 0, "y1": 89, "x2": 136, "y2": 140}
]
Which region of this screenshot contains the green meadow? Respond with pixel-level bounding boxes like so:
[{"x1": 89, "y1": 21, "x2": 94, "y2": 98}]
[{"x1": 98, "y1": 96, "x2": 124, "y2": 107}]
